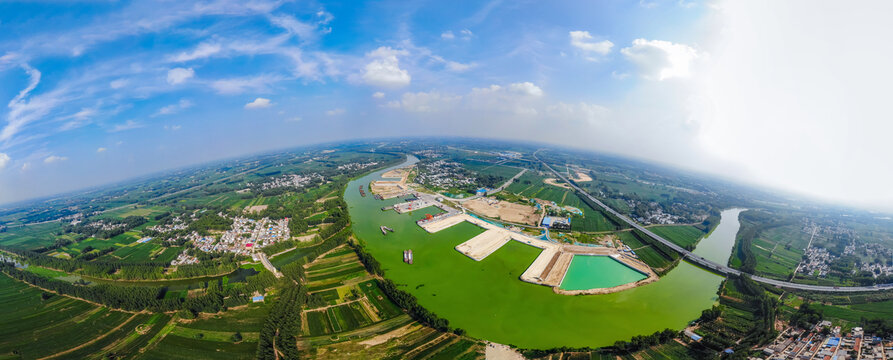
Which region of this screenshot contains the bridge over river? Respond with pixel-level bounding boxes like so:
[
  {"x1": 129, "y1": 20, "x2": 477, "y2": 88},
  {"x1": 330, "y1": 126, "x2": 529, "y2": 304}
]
[{"x1": 534, "y1": 151, "x2": 892, "y2": 293}]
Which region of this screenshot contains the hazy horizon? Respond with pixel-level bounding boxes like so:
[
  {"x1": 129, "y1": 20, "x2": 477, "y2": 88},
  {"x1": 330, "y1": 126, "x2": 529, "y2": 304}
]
[{"x1": 2, "y1": 0, "x2": 892, "y2": 212}]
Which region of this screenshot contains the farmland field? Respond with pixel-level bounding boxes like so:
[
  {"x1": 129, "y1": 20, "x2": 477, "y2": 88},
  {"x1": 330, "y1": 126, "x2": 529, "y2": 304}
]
[
  {"x1": 648, "y1": 225, "x2": 705, "y2": 249},
  {"x1": 0, "y1": 273, "x2": 135, "y2": 359}
]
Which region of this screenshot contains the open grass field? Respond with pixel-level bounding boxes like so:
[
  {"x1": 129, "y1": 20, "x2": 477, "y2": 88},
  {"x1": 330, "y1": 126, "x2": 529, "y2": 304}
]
[
  {"x1": 0, "y1": 273, "x2": 137, "y2": 359},
  {"x1": 345, "y1": 167, "x2": 730, "y2": 349}
]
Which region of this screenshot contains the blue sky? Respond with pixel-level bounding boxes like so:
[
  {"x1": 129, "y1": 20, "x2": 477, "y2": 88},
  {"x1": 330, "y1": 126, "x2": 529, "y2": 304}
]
[{"x1": 2, "y1": 1, "x2": 892, "y2": 212}]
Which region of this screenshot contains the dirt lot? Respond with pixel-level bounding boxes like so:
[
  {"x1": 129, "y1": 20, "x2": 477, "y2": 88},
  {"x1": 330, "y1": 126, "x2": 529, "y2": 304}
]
[
  {"x1": 571, "y1": 171, "x2": 592, "y2": 182},
  {"x1": 371, "y1": 166, "x2": 413, "y2": 199},
  {"x1": 543, "y1": 178, "x2": 571, "y2": 189},
  {"x1": 245, "y1": 205, "x2": 268, "y2": 213},
  {"x1": 464, "y1": 197, "x2": 539, "y2": 225},
  {"x1": 381, "y1": 167, "x2": 410, "y2": 179}
]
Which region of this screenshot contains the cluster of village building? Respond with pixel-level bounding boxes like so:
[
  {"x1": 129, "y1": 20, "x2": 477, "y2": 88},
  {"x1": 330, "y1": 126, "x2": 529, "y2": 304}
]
[
  {"x1": 336, "y1": 161, "x2": 379, "y2": 171},
  {"x1": 858, "y1": 244, "x2": 893, "y2": 277},
  {"x1": 411, "y1": 150, "x2": 443, "y2": 158},
  {"x1": 799, "y1": 247, "x2": 835, "y2": 277},
  {"x1": 80, "y1": 219, "x2": 127, "y2": 231},
  {"x1": 627, "y1": 200, "x2": 687, "y2": 225},
  {"x1": 169, "y1": 215, "x2": 290, "y2": 265},
  {"x1": 254, "y1": 173, "x2": 323, "y2": 190},
  {"x1": 147, "y1": 216, "x2": 188, "y2": 233},
  {"x1": 760, "y1": 321, "x2": 892, "y2": 360},
  {"x1": 415, "y1": 159, "x2": 478, "y2": 190}
]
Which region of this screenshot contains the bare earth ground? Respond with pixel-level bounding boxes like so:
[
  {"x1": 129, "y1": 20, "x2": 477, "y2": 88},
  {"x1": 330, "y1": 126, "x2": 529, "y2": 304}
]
[
  {"x1": 245, "y1": 205, "x2": 268, "y2": 213},
  {"x1": 485, "y1": 342, "x2": 525, "y2": 360},
  {"x1": 571, "y1": 171, "x2": 592, "y2": 182},
  {"x1": 371, "y1": 166, "x2": 413, "y2": 199},
  {"x1": 464, "y1": 197, "x2": 539, "y2": 225},
  {"x1": 543, "y1": 178, "x2": 571, "y2": 189}
]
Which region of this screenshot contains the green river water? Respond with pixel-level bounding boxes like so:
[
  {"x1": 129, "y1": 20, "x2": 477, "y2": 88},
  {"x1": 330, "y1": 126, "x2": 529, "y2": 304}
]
[{"x1": 345, "y1": 155, "x2": 745, "y2": 348}]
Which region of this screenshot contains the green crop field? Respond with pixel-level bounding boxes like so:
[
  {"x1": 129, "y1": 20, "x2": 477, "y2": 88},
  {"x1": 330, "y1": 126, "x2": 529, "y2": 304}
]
[
  {"x1": 180, "y1": 303, "x2": 270, "y2": 333},
  {"x1": 748, "y1": 225, "x2": 810, "y2": 279},
  {"x1": 0, "y1": 274, "x2": 135, "y2": 359},
  {"x1": 138, "y1": 333, "x2": 257, "y2": 360},
  {"x1": 649, "y1": 225, "x2": 705, "y2": 248},
  {"x1": 0, "y1": 222, "x2": 63, "y2": 249},
  {"x1": 813, "y1": 300, "x2": 893, "y2": 324}
]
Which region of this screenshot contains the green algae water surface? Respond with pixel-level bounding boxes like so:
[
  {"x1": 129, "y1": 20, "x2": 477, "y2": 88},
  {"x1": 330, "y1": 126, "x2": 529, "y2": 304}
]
[
  {"x1": 559, "y1": 256, "x2": 648, "y2": 291},
  {"x1": 345, "y1": 156, "x2": 745, "y2": 348}
]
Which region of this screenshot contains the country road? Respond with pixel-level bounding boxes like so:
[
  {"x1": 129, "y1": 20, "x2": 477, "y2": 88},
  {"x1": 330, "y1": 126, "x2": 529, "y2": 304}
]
[{"x1": 534, "y1": 150, "x2": 892, "y2": 293}]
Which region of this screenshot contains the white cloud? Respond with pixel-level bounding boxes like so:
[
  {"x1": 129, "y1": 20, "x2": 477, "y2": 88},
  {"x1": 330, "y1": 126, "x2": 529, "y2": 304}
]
[
  {"x1": 109, "y1": 119, "x2": 143, "y2": 132},
  {"x1": 325, "y1": 108, "x2": 345, "y2": 116},
  {"x1": 285, "y1": 116, "x2": 302, "y2": 122},
  {"x1": 170, "y1": 42, "x2": 221, "y2": 62},
  {"x1": 460, "y1": 29, "x2": 473, "y2": 38},
  {"x1": 372, "y1": 92, "x2": 385, "y2": 99},
  {"x1": 20, "y1": 162, "x2": 31, "y2": 171},
  {"x1": 164, "y1": 124, "x2": 182, "y2": 131},
  {"x1": 621, "y1": 39, "x2": 699, "y2": 80},
  {"x1": 362, "y1": 47, "x2": 411, "y2": 88},
  {"x1": 0, "y1": 153, "x2": 9, "y2": 169},
  {"x1": 156, "y1": 99, "x2": 193, "y2": 116},
  {"x1": 244, "y1": 97, "x2": 273, "y2": 109},
  {"x1": 96, "y1": 147, "x2": 107, "y2": 153},
  {"x1": 109, "y1": 79, "x2": 128, "y2": 89},
  {"x1": 441, "y1": 31, "x2": 455, "y2": 40},
  {"x1": 391, "y1": 91, "x2": 461, "y2": 113},
  {"x1": 569, "y1": 31, "x2": 614, "y2": 59},
  {"x1": 166, "y1": 67, "x2": 195, "y2": 84},
  {"x1": 44, "y1": 155, "x2": 68, "y2": 164}
]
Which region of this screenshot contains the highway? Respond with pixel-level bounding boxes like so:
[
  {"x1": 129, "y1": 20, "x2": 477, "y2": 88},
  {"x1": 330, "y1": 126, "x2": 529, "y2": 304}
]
[{"x1": 534, "y1": 151, "x2": 892, "y2": 293}]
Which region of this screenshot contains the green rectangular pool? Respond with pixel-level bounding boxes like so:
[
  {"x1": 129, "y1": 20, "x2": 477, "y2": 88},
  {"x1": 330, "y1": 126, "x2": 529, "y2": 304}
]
[{"x1": 559, "y1": 255, "x2": 648, "y2": 291}]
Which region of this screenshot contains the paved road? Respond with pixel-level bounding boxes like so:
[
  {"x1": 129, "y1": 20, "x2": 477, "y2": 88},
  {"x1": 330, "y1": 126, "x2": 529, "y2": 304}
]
[{"x1": 534, "y1": 151, "x2": 892, "y2": 293}]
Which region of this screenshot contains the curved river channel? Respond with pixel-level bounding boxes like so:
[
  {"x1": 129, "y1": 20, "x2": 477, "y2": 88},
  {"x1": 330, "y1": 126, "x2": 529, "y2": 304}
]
[{"x1": 345, "y1": 155, "x2": 745, "y2": 348}]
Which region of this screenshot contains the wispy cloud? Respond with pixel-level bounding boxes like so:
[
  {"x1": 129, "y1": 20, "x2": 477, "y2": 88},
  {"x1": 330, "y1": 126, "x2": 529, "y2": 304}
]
[
  {"x1": 155, "y1": 99, "x2": 193, "y2": 116},
  {"x1": 325, "y1": 108, "x2": 345, "y2": 116},
  {"x1": 109, "y1": 119, "x2": 143, "y2": 133},
  {"x1": 211, "y1": 74, "x2": 285, "y2": 94}
]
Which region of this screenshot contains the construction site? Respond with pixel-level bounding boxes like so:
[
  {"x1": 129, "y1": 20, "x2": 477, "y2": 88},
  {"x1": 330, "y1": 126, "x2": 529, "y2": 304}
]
[
  {"x1": 419, "y1": 211, "x2": 658, "y2": 295},
  {"x1": 461, "y1": 197, "x2": 539, "y2": 226},
  {"x1": 370, "y1": 166, "x2": 414, "y2": 199}
]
